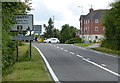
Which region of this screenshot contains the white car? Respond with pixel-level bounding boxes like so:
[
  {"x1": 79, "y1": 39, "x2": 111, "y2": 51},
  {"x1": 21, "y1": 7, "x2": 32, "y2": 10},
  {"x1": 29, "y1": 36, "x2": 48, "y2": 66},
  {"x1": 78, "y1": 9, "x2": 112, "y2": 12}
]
[{"x1": 44, "y1": 38, "x2": 60, "y2": 43}]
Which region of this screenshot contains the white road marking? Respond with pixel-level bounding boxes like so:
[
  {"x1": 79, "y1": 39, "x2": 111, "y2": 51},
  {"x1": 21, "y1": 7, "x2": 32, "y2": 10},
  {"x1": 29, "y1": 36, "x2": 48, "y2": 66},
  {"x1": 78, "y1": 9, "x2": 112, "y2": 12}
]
[
  {"x1": 101, "y1": 64, "x2": 106, "y2": 67},
  {"x1": 69, "y1": 52, "x2": 75, "y2": 55},
  {"x1": 57, "y1": 47, "x2": 59, "y2": 48},
  {"x1": 83, "y1": 58, "x2": 120, "y2": 77},
  {"x1": 72, "y1": 45, "x2": 119, "y2": 58},
  {"x1": 60, "y1": 48, "x2": 63, "y2": 50},
  {"x1": 94, "y1": 51, "x2": 103, "y2": 54},
  {"x1": 76, "y1": 54, "x2": 83, "y2": 58},
  {"x1": 33, "y1": 46, "x2": 60, "y2": 82},
  {"x1": 64, "y1": 50, "x2": 68, "y2": 52}
]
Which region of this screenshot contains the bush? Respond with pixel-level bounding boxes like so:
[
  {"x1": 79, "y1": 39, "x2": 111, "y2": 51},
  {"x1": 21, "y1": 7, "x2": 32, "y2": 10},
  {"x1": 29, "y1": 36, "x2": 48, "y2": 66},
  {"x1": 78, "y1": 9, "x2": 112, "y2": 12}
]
[{"x1": 65, "y1": 38, "x2": 82, "y2": 44}]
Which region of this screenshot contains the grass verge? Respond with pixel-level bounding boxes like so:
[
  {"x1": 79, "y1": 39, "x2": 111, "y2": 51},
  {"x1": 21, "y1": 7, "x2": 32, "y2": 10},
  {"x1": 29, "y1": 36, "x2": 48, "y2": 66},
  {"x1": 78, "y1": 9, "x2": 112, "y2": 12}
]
[
  {"x1": 74, "y1": 43, "x2": 95, "y2": 47},
  {"x1": 2, "y1": 44, "x2": 52, "y2": 81},
  {"x1": 91, "y1": 47, "x2": 120, "y2": 56}
]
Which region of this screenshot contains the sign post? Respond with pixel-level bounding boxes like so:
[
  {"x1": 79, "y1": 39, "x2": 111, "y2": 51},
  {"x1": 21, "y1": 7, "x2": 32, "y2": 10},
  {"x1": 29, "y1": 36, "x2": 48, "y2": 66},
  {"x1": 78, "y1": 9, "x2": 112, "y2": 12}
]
[
  {"x1": 11, "y1": 14, "x2": 33, "y2": 61},
  {"x1": 30, "y1": 31, "x2": 32, "y2": 58}
]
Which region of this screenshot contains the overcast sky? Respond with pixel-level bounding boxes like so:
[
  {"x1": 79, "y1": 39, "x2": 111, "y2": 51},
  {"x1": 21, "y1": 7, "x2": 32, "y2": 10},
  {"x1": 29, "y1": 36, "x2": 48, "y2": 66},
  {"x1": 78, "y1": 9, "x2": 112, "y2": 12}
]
[{"x1": 28, "y1": 0, "x2": 114, "y2": 31}]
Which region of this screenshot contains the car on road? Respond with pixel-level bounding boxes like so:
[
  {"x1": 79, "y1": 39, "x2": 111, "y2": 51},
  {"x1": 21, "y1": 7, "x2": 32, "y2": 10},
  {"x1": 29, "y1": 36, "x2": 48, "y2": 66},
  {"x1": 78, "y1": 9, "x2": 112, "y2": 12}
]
[{"x1": 44, "y1": 38, "x2": 60, "y2": 43}]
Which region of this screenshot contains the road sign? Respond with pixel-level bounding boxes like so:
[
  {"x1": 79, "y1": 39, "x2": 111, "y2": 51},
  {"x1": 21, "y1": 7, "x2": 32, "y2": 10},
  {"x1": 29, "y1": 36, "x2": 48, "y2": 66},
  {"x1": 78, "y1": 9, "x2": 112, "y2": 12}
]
[
  {"x1": 12, "y1": 36, "x2": 34, "y2": 40},
  {"x1": 33, "y1": 25, "x2": 42, "y2": 35},
  {"x1": 11, "y1": 14, "x2": 33, "y2": 31}
]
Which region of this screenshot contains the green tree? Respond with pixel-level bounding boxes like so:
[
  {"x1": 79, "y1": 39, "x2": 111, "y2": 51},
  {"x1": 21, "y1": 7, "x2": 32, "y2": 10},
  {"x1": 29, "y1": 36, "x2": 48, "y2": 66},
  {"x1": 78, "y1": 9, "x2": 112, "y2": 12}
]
[
  {"x1": 53, "y1": 28, "x2": 60, "y2": 39},
  {"x1": 43, "y1": 18, "x2": 54, "y2": 38},
  {"x1": 60, "y1": 24, "x2": 77, "y2": 43},
  {"x1": 101, "y1": 0, "x2": 120, "y2": 50},
  {"x1": 2, "y1": 2, "x2": 31, "y2": 70}
]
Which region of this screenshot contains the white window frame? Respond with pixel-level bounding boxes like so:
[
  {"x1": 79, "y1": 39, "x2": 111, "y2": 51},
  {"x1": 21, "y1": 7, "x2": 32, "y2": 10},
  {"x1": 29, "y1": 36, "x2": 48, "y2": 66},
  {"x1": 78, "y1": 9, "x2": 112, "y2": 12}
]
[
  {"x1": 95, "y1": 27, "x2": 99, "y2": 31},
  {"x1": 95, "y1": 19, "x2": 99, "y2": 23}
]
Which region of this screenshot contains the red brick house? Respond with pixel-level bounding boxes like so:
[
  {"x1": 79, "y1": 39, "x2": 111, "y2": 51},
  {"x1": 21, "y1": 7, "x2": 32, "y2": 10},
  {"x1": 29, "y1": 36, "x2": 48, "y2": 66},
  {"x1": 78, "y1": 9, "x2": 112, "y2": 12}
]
[{"x1": 76, "y1": 8, "x2": 106, "y2": 42}]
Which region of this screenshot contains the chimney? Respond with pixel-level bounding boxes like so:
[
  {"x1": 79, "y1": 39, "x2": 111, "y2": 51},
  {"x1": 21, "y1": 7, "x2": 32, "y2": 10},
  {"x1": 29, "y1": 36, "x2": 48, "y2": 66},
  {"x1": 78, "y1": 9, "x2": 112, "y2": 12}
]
[{"x1": 89, "y1": 8, "x2": 94, "y2": 13}]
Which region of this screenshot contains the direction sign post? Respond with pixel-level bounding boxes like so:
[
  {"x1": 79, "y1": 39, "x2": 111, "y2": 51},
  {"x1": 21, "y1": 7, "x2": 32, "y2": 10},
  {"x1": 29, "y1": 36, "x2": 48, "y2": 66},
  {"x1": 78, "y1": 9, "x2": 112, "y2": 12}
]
[
  {"x1": 11, "y1": 14, "x2": 34, "y2": 61},
  {"x1": 30, "y1": 31, "x2": 32, "y2": 58}
]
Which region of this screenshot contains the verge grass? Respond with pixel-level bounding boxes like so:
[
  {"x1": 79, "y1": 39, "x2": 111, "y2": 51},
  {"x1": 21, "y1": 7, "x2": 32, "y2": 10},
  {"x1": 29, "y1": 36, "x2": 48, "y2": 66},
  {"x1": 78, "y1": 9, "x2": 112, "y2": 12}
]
[
  {"x1": 74, "y1": 43, "x2": 95, "y2": 47},
  {"x1": 91, "y1": 47, "x2": 120, "y2": 56},
  {"x1": 2, "y1": 44, "x2": 52, "y2": 81}
]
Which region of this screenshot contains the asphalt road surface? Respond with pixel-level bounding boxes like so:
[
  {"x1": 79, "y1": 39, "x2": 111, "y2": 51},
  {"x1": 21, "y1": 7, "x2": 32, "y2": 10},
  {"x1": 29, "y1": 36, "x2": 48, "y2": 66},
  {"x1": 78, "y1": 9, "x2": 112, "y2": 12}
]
[{"x1": 33, "y1": 43, "x2": 120, "y2": 82}]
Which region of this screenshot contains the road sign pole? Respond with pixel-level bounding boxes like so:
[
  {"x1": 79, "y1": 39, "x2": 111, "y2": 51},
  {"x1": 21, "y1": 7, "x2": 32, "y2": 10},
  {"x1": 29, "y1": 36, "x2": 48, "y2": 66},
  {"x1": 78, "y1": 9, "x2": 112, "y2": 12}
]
[
  {"x1": 30, "y1": 31, "x2": 32, "y2": 58},
  {"x1": 16, "y1": 32, "x2": 19, "y2": 61}
]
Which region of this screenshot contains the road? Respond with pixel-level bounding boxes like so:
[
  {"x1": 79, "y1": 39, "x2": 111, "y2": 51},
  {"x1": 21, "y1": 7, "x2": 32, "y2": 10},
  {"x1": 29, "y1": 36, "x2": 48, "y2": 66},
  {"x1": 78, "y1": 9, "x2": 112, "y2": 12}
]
[{"x1": 33, "y1": 43, "x2": 119, "y2": 82}]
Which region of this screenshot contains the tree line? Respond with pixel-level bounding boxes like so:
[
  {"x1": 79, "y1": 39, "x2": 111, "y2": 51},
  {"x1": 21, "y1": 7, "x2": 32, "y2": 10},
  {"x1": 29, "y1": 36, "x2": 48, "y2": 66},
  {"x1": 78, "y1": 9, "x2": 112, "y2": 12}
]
[
  {"x1": 43, "y1": 18, "x2": 78, "y2": 43},
  {"x1": 101, "y1": 0, "x2": 120, "y2": 51}
]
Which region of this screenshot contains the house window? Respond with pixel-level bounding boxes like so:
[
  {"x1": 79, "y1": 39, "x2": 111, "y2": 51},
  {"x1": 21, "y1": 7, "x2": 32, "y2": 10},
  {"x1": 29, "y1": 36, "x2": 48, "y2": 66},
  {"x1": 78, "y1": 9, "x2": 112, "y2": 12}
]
[
  {"x1": 95, "y1": 19, "x2": 99, "y2": 23},
  {"x1": 95, "y1": 27, "x2": 99, "y2": 31},
  {"x1": 88, "y1": 20, "x2": 89, "y2": 23}
]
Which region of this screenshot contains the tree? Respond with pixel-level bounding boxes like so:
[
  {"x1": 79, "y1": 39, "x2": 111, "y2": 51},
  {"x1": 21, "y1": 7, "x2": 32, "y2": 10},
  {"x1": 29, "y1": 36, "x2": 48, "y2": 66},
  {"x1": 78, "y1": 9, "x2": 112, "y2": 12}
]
[
  {"x1": 60, "y1": 24, "x2": 77, "y2": 43},
  {"x1": 2, "y1": 2, "x2": 31, "y2": 70},
  {"x1": 101, "y1": 0, "x2": 120, "y2": 50},
  {"x1": 53, "y1": 28, "x2": 60, "y2": 39},
  {"x1": 43, "y1": 18, "x2": 54, "y2": 38}
]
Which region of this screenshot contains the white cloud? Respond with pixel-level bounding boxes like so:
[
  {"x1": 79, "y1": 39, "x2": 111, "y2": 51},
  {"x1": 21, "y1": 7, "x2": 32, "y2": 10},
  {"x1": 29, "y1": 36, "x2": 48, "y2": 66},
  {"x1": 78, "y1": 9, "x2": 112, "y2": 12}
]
[{"x1": 29, "y1": 0, "x2": 115, "y2": 32}]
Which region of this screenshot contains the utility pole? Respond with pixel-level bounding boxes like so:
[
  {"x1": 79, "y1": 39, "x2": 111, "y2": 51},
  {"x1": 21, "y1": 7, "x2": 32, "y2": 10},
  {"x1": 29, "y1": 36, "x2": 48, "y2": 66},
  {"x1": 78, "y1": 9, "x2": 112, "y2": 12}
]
[{"x1": 53, "y1": 16, "x2": 54, "y2": 38}]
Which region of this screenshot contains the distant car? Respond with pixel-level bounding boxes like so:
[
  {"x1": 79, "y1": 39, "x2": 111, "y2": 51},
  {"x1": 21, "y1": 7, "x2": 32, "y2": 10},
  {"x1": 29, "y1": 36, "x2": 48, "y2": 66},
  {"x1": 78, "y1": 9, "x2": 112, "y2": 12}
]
[{"x1": 44, "y1": 38, "x2": 60, "y2": 43}]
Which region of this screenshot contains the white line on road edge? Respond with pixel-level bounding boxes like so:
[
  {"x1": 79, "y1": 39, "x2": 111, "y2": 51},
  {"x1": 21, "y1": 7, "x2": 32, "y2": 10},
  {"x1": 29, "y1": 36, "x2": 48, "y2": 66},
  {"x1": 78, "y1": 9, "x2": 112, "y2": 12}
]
[
  {"x1": 33, "y1": 46, "x2": 60, "y2": 82},
  {"x1": 83, "y1": 58, "x2": 120, "y2": 77},
  {"x1": 72, "y1": 45, "x2": 119, "y2": 58}
]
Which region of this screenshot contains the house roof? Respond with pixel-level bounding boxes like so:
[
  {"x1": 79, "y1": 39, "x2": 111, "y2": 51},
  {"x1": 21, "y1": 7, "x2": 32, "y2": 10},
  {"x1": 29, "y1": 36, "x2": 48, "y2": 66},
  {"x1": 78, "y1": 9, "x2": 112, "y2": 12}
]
[{"x1": 79, "y1": 9, "x2": 107, "y2": 20}]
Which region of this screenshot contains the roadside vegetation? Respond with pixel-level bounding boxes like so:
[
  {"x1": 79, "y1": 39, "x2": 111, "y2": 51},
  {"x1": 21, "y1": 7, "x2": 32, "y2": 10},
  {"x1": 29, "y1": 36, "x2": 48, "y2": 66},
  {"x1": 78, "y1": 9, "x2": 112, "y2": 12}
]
[
  {"x1": 101, "y1": 0, "x2": 120, "y2": 51},
  {"x1": 2, "y1": 2, "x2": 32, "y2": 73},
  {"x1": 2, "y1": 44, "x2": 52, "y2": 81},
  {"x1": 43, "y1": 19, "x2": 77, "y2": 43},
  {"x1": 74, "y1": 43, "x2": 95, "y2": 47},
  {"x1": 91, "y1": 47, "x2": 120, "y2": 56}
]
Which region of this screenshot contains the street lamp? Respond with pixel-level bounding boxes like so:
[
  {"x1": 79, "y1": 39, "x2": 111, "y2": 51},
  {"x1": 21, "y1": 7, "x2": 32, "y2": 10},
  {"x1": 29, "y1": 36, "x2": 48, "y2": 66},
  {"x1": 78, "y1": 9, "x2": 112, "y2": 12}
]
[
  {"x1": 77, "y1": 6, "x2": 83, "y2": 15},
  {"x1": 52, "y1": 16, "x2": 54, "y2": 38},
  {"x1": 78, "y1": 6, "x2": 84, "y2": 39}
]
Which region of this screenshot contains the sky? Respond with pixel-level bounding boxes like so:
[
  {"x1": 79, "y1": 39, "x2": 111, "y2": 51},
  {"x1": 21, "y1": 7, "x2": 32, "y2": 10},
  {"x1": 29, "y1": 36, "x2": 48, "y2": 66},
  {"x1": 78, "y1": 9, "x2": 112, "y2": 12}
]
[{"x1": 28, "y1": 0, "x2": 114, "y2": 32}]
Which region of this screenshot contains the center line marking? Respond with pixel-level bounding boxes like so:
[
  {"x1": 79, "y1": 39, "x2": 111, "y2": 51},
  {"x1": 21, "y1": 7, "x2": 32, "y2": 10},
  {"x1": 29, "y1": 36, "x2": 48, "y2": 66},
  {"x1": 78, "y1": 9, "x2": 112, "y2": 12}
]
[
  {"x1": 60, "y1": 48, "x2": 63, "y2": 50},
  {"x1": 69, "y1": 52, "x2": 75, "y2": 55},
  {"x1": 64, "y1": 50, "x2": 68, "y2": 52},
  {"x1": 57, "y1": 47, "x2": 59, "y2": 48}
]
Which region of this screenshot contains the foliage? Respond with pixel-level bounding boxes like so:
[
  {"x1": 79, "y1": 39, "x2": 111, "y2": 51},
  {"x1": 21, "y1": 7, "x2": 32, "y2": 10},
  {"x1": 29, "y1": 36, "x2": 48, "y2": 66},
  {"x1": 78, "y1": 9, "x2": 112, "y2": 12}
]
[
  {"x1": 3, "y1": 45, "x2": 52, "y2": 81},
  {"x1": 43, "y1": 18, "x2": 54, "y2": 38},
  {"x1": 2, "y1": 2, "x2": 31, "y2": 71},
  {"x1": 60, "y1": 24, "x2": 77, "y2": 43},
  {"x1": 65, "y1": 37, "x2": 82, "y2": 44},
  {"x1": 53, "y1": 28, "x2": 60, "y2": 39},
  {"x1": 101, "y1": 0, "x2": 120, "y2": 50}
]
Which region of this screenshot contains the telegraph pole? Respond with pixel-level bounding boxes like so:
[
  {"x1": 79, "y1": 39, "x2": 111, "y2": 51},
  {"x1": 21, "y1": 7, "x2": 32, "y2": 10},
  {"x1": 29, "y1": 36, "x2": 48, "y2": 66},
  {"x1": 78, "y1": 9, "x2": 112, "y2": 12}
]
[{"x1": 53, "y1": 16, "x2": 54, "y2": 38}]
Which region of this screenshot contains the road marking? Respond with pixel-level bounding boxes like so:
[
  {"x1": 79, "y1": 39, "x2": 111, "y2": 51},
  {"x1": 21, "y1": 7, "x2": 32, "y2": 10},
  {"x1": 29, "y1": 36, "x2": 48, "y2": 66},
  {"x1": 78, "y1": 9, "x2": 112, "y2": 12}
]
[
  {"x1": 94, "y1": 51, "x2": 103, "y2": 54},
  {"x1": 76, "y1": 54, "x2": 83, "y2": 58},
  {"x1": 69, "y1": 52, "x2": 75, "y2": 55},
  {"x1": 64, "y1": 50, "x2": 68, "y2": 52},
  {"x1": 56, "y1": 47, "x2": 59, "y2": 48},
  {"x1": 60, "y1": 48, "x2": 63, "y2": 50},
  {"x1": 33, "y1": 46, "x2": 60, "y2": 82},
  {"x1": 101, "y1": 64, "x2": 106, "y2": 67},
  {"x1": 83, "y1": 58, "x2": 120, "y2": 77}
]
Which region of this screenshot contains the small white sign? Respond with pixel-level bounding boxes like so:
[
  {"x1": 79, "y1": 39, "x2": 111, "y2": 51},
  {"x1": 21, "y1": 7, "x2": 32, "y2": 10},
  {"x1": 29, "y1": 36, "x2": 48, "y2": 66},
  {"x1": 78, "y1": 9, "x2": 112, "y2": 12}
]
[{"x1": 11, "y1": 14, "x2": 33, "y2": 31}]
